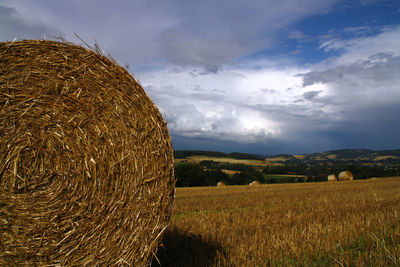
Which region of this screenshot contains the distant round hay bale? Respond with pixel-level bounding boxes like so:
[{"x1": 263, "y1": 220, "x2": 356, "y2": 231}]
[
  {"x1": 0, "y1": 40, "x2": 175, "y2": 266},
  {"x1": 249, "y1": 180, "x2": 261, "y2": 186},
  {"x1": 327, "y1": 174, "x2": 337, "y2": 182},
  {"x1": 217, "y1": 181, "x2": 226, "y2": 186},
  {"x1": 338, "y1": 171, "x2": 354, "y2": 181}
]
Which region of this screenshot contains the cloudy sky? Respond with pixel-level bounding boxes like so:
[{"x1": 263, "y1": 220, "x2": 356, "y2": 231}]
[{"x1": 1, "y1": 0, "x2": 400, "y2": 155}]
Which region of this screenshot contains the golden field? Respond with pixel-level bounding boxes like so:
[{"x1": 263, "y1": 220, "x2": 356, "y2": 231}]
[
  {"x1": 221, "y1": 169, "x2": 241, "y2": 175},
  {"x1": 153, "y1": 178, "x2": 400, "y2": 266}
]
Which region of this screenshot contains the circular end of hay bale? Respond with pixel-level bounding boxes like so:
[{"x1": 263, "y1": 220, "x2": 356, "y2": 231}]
[
  {"x1": 338, "y1": 171, "x2": 354, "y2": 181},
  {"x1": 0, "y1": 40, "x2": 175, "y2": 266},
  {"x1": 217, "y1": 181, "x2": 226, "y2": 186}
]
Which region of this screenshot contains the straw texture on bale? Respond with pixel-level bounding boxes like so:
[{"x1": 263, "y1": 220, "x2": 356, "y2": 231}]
[
  {"x1": 0, "y1": 40, "x2": 175, "y2": 266},
  {"x1": 338, "y1": 171, "x2": 354, "y2": 181},
  {"x1": 217, "y1": 181, "x2": 226, "y2": 186}
]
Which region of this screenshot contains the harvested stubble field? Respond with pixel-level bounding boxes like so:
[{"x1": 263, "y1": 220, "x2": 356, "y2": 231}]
[
  {"x1": 153, "y1": 177, "x2": 400, "y2": 266},
  {"x1": 181, "y1": 155, "x2": 282, "y2": 166}
]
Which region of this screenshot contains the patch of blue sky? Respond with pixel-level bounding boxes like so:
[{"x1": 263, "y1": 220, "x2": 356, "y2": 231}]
[
  {"x1": 241, "y1": 1, "x2": 400, "y2": 67},
  {"x1": 295, "y1": 1, "x2": 400, "y2": 35}
]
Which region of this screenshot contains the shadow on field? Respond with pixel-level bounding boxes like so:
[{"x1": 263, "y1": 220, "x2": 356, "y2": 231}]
[{"x1": 151, "y1": 227, "x2": 223, "y2": 267}]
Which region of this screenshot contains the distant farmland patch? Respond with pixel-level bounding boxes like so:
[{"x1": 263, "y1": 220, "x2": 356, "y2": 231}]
[
  {"x1": 264, "y1": 156, "x2": 289, "y2": 162},
  {"x1": 221, "y1": 169, "x2": 241, "y2": 175},
  {"x1": 375, "y1": 155, "x2": 400, "y2": 161},
  {"x1": 326, "y1": 154, "x2": 337, "y2": 159},
  {"x1": 185, "y1": 155, "x2": 279, "y2": 166}
]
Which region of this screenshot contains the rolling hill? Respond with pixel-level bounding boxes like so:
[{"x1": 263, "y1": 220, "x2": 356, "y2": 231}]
[{"x1": 175, "y1": 149, "x2": 400, "y2": 167}]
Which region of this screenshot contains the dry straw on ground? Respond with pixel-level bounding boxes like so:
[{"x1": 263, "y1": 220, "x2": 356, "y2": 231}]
[
  {"x1": 0, "y1": 40, "x2": 175, "y2": 266},
  {"x1": 338, "y1": 171, "x2": 354, "y2": 181}
]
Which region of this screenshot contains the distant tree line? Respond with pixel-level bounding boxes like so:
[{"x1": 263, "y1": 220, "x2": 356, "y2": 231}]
[
  {"x1": 174, "y1": 150, "x2": 226, "y2": 159},
  {"x1": 199, "y1": 160, "x2": 254, "y2": 172},
  {"x1": 175, "y1": 162, "x2": 263, "y2": 187},
  {"x1": 263, "y1": 163, "x2": 399, "y2": 181},
  {"x1": 174, "y1": 162, "x2": 229, "y2": 187}
]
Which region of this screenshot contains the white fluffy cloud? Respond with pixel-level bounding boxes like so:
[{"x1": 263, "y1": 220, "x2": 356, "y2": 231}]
[
  {"x1": 138, "y1": 63, "x2": 330, "y2": 144},
  {"x1": 318, "y1": 25, "x2": 400, "y2": 67},
  {"x1": 304, "y1": 26, "x2": 400, "y2": 109}
]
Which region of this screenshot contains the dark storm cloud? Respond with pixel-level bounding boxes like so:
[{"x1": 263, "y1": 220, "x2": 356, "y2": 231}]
[
  {"x1": 2, "y1": 0, "x2": 340, "y2": 70},
  {"x1": 154, "y1": 0, "x2": 340, "y2": 69},
  {"x1": 311, "y1": 102, "x2": 400, "y2": 150},
  {"x1": 0, "y1": 3, "x2": 58, "y2": 40},
  {"x1": 303, "y1": 90, "x2": 321, "y2": 100}
]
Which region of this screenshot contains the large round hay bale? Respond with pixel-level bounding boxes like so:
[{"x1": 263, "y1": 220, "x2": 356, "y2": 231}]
[
  {"x1": 338, "y1": 171, "x2": 354, "y2": 181},
  {"x1": 0, "y1": 40, "x2": 175, "y2": 266},
  {"x1": 217, "y1": 181, "x2": 226, "y2": 186}
]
